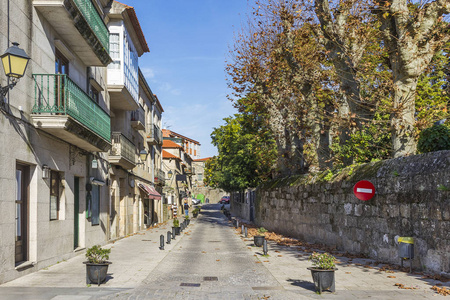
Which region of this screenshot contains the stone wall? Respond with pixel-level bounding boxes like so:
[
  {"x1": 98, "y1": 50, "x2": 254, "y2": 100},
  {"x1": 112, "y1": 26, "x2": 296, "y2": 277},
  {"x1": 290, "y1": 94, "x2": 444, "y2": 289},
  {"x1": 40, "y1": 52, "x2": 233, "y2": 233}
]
[{"x1": 233, "y1": 151, "x2": 450, "y2": 275}]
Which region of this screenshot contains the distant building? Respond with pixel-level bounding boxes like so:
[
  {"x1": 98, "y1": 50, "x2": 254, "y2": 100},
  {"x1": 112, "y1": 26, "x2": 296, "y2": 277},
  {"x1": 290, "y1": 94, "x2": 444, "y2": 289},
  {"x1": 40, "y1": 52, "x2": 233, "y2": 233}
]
[
  {"x1": 162, "y1": 129, "x2": 201, "y2": 159},
  {"x1": 192, "y1": 157, "x2": 212, "y2": 187}
]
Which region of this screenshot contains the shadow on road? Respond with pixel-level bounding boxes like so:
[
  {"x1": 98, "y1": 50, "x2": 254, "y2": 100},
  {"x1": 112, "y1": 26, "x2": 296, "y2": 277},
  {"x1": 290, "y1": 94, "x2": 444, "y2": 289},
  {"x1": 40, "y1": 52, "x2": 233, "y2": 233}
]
[{"x1": 286, "y1": 278, "x2": 316, "y2": 291}]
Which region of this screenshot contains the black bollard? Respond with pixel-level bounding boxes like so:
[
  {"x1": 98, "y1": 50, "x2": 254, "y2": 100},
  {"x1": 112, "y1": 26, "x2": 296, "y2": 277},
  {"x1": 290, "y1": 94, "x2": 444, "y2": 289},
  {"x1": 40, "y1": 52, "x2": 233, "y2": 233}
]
[
  {"x1": 244, "y1": 227, "x2": 248, "y2": 238},
  {"x1": 159, "y1": 234, "x2": 164, "y2": 250},
  {"x1": 263, "y1": 239, "x2": 268, "y2": 255},
  {"x1": 167, "y1": 231, "x2": 171, "y2": 244},
  {"x1": 172, "y1": 227, "x2": 176, "y2": 240}
]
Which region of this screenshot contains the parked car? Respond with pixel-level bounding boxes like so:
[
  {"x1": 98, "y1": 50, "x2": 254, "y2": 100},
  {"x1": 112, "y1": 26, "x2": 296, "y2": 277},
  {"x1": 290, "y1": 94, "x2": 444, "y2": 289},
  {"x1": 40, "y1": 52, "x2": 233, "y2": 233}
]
[
  {"x1": 192, "y1": 198, "x2": 201, "y2": 205},
  {"x1": 219, "y1": 196, "x2": 230, "y2": 204}
]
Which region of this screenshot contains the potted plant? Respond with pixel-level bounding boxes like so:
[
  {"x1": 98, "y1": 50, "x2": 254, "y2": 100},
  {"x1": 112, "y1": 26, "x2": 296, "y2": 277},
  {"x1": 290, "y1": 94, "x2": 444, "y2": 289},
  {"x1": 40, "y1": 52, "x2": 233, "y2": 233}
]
[
  {"x1": 83, "y1": 245, "x2": 111, "y2": 286},
  {"x1": 192, "y1": 208, "x2": 199, "y2": 218},
  {"x1": 173, "y1": 218, "x2": 181, "y2": 235},
  {"x1": 184, "y1": 215, "x2": 190, "y2": 225},
  {"x1": 254, "y1": 227, "x2": 267, "y2": 247},
  {"x1": 307, "y1": 252, "x2": 338, "y2": 293}
]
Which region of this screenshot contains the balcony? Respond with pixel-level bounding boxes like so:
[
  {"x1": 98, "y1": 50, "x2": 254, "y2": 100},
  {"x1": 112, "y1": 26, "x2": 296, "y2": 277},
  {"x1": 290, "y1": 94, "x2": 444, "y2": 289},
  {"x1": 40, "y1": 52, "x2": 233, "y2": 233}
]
[
  {"x1": 147, "y1": 124, "x2": 163, "y2": 146},
  {"x1": 33, "y1": 0, "x2": 111, "y2": 66},
  {"x1": 109, "y1": 132, "x2": 136, "y2": 169},
  {"x1": 131, "y1": 107, "x2": 145, "y2": 130},
  {"x1": 31, "y1": 74, "x2": 111, "y2": 152},
  {"x1": 154, "y1": 169, "x2": 166, "y2": 186}
]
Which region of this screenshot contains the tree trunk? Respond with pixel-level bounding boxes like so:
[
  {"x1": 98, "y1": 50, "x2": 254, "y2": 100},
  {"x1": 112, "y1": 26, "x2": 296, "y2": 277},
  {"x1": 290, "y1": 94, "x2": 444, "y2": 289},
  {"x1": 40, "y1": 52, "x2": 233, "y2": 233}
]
[
  {"x1": 391, "y1": 78, "x2": 417, "y2": 157},
  {"x1": 267, "y1": 98, "x2": 306, "y2": 177}
]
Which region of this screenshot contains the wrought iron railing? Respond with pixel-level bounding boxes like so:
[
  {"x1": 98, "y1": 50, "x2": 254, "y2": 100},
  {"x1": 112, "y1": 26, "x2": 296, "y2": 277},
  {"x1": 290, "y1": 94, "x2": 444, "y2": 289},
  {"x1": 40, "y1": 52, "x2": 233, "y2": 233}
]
[
  {"x1": 73, "y1": 0, "x2": 109, "y2": 52},
  {"x1": 110, "y1": 132, "x2": 136, "y2": 164},
  {"x1": 131, "y1": 106, "x2": 145, "y2": 123},
  {"x1": 32, "y1": 74, "x2": 111, "y2": 142}
]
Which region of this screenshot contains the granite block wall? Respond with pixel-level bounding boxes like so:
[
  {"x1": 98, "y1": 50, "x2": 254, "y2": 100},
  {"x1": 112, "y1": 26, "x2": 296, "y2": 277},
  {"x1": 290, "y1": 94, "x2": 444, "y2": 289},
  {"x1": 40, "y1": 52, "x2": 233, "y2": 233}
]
[{"x1": 234, "y1": 151, "x2": 450, "y2": 275}]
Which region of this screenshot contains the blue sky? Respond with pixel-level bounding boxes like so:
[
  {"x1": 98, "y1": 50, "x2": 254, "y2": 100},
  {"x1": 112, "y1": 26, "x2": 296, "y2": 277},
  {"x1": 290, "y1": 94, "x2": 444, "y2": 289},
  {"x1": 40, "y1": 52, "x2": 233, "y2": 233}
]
[{"x1": 122, "y1": 0, "x2": 252, "y2": 158}]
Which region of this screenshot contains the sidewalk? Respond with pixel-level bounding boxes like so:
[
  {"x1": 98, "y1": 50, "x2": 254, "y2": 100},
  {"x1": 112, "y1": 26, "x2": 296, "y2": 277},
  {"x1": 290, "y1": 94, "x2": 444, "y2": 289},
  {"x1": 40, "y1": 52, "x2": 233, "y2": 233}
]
[
  {"x1": 0, "y1": 219, "x2": 187, "y2": 299},
  {"x1": 234, "y1": 219, "x2": 450, "y2": 299}
]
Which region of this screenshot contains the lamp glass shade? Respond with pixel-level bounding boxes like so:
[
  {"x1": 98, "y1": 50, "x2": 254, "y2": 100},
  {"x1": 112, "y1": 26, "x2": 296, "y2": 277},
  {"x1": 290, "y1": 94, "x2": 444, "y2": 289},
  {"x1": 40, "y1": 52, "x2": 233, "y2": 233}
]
[
  {"x1": 168, "y1": 170, "x2": 173, "y2": 179},
  {"x1": 139, "y1": 149, "x2": 148, "y2": 162},
  {"x1": 42, "y1": 165, "x2": 50, "y2": 179},
  {"x1": 1, "y1": 42, "x2": 30, "y2": 78}
]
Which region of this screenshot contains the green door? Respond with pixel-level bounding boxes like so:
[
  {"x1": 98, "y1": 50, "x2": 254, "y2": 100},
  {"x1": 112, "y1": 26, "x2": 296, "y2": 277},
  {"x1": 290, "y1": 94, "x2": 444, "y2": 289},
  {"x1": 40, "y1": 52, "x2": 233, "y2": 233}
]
[{"x1": 74, "y1": 177, "x2": 79, "y2": 249}]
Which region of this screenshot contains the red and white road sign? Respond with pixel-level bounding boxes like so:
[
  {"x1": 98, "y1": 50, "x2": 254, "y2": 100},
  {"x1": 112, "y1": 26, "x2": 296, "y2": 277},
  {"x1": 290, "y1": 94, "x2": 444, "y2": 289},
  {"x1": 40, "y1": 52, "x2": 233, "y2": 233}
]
[{"x1": 353, "y1": 180, "x2": 375, "y2": 201}]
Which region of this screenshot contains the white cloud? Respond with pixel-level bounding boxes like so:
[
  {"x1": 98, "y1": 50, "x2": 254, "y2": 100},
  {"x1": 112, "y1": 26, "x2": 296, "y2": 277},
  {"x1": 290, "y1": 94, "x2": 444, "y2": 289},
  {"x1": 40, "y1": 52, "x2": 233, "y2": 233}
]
[{"x1": 141, "y1": 67, "x2": 155, "y2": 79}]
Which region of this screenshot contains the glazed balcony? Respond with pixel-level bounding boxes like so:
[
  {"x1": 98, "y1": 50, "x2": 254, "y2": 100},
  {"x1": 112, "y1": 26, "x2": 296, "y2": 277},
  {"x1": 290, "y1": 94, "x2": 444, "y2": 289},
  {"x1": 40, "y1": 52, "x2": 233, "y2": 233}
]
[
  {"x1": 154, "y1": 169, "x2": 166, "y2": 186},
  {"x1": 31, "y1": 74, "x2": 111, "y2": 152},
  {"x1": 33, "y1": 0, "x2": 111, "y2": 66},
  {"x1": 146, "y1": 124, "x2": 163, "y2": 146},
  {"x1": 109, "y1": 132, "x2": 136, "y2": 170},
  {"x1": 131, "y1": 106, "x2": 145, "y2": 130}
]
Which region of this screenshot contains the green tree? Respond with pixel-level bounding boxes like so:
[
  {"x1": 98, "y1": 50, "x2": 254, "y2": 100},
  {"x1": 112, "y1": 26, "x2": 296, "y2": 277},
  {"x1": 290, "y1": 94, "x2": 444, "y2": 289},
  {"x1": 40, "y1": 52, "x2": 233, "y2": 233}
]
[{"x1": 205, "y1": 107, "x2": 277, "y2": 192}]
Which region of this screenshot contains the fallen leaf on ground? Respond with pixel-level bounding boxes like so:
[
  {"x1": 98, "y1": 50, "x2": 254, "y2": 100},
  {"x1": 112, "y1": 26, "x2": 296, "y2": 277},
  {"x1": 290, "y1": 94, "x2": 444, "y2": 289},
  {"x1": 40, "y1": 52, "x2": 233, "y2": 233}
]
[
  {"x1": 345, "y1": 272, "x2": 351, "y2": 274},
  {"x1": 216, "y1": 259, "x2": 220, "y2": 261},
  {"x1": 387, "y1": 276, "x2": 396, "y2": 278},
  {"x1": 256, "y1": 261, "x2": 262, "y2": 263},
  {"x1": 394, "y1": 283, "x2": 418, "y2": 290},
  {"x1": 431, "y1": 285, "x2": 450, "y2": 296},
  {"x1": 278, "y1": 255, "x2": 283, "y2": 257},
  {"x1": 264, "y1": 261, "x2": 269, "y2": 262}
]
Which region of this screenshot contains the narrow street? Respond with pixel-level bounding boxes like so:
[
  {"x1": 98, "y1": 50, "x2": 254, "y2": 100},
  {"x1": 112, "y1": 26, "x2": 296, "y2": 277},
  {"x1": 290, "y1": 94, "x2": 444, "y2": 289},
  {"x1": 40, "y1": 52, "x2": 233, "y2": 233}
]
[
  {"x1": 0, "y1": 204, "x2": 445, "y2": 299},
  {"x1": 109, "y1": 204, "x2": 289, "y2": 299}
]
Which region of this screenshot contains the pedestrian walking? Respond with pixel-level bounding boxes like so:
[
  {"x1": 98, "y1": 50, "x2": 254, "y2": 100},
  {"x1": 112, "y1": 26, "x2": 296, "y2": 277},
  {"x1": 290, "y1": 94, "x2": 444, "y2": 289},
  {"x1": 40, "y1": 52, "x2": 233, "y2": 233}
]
[{"x1": 184, "y1": 200, "x2": 189, "y2": 217}]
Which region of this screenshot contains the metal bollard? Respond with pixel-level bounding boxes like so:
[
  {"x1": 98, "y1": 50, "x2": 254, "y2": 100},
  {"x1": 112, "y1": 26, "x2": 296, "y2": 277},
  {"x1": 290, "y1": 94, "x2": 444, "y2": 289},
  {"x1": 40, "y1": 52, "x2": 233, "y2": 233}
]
[
  {"x1": 236, "y1": 220, "x2": 239, "y2": 228},
  {"x1": 241, "y1": 225, "x2": 245, "y2": 235},
  {"x1": 244, "y1": 227, "x2": 248, "y2": 238},
  {"x1": 159, "y1": 234, "x2": 164, "y2": 250},
  {"x1": 172, "y1": 227, "x2": 176, "y2": 240},
  {"x1": 263, "y1": 239, "x2": 268, "y2": 255},
  {"x1": 167, "y1": 231, "x2": 171, "y2": 244}
]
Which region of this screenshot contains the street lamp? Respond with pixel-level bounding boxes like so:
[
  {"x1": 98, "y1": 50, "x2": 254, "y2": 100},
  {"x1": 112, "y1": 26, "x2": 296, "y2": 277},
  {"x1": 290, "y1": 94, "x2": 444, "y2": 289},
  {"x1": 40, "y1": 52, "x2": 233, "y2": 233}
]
[
  {"x1": 137, "y1": 149, "x2": 148, "y2": 164},
  {"x1": 167, "y1": 170, "x2": 173, "y2": 179},
  {"x1": 1, "y1": 42, "x2": 30, "y2": 98}
]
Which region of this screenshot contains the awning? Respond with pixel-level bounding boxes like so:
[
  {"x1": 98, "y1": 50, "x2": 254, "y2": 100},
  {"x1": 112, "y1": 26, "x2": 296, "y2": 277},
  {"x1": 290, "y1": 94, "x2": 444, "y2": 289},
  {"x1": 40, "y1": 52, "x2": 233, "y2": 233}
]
[{"x1": 138, "y1": 183, "x2": 161, "y2": 200}]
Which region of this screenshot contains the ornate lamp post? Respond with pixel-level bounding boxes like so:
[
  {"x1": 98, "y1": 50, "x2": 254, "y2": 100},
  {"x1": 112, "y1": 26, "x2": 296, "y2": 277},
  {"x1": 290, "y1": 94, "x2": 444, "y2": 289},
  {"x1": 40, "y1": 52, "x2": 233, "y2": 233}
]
[{"x1": 1, "y1": 42, "x2": 30, "y2": 98}]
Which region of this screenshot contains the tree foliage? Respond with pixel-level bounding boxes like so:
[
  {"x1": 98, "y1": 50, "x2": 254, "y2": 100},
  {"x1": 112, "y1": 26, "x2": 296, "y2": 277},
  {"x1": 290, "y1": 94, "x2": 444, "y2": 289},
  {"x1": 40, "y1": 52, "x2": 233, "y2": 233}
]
[
  {"x1": 204, "y1": 98, "x2": 277, "y2": 191},
  {"x1": 224, "y1": 0, "x2": 449, "y2": 175}
]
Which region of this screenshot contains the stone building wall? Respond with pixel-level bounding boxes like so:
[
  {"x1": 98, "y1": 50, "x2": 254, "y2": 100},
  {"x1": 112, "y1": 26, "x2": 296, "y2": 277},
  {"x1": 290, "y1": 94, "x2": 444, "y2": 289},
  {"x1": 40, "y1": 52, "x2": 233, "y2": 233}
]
[{"x1": 235, "y1": 151, "x2": 450, "y2": 275}]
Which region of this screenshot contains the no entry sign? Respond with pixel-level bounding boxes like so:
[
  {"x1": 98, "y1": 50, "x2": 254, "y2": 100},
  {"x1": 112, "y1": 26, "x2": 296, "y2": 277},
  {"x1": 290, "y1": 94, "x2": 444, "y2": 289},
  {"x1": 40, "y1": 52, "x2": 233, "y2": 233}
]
[{"x1": 353, "y1": 180, "x2": 375, "y2": 201}]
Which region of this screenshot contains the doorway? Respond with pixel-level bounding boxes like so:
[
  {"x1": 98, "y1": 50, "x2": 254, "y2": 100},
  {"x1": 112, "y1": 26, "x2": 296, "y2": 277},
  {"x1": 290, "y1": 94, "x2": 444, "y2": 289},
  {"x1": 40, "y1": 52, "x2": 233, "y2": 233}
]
[{"x1": 15, "y1": 164, "x2": 29, "y2": 264}]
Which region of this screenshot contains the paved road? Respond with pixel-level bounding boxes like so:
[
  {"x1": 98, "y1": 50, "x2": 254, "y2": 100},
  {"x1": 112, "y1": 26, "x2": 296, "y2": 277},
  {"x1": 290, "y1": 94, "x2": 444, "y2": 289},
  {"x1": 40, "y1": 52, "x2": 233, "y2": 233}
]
[
  {"x1": 99, "y1": 205, "x2": 299, "y2": 299},
  {"x1": 0, "y1": 204, "x2": 447, "y2": 299}
]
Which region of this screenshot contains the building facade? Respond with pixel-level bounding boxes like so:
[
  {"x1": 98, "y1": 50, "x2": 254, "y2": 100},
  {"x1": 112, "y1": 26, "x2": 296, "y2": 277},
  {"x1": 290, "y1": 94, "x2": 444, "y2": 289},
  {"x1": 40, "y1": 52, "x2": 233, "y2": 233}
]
[{"x1": 0, "y1": 0, "x2": 164, "y2": 284}]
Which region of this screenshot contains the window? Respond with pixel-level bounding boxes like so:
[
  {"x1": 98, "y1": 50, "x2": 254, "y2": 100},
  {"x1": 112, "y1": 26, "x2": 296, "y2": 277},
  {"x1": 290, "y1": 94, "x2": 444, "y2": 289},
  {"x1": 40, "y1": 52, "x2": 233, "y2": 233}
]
[
  {"x1": 55, "y1": 49, "x2": 69, "y2": 75},
  {"x1": 108, "y1": 33, "x2": 120, "y2": 69},
  {"x1": 90, "y1": 185, "x2": 100, "y2": 225},
  {"x1": 89, "y1": 85, "x2": 100, "y2": 104},
  {"x1": 50, "y1": 171, "x2": 61, "y2": 220}
]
